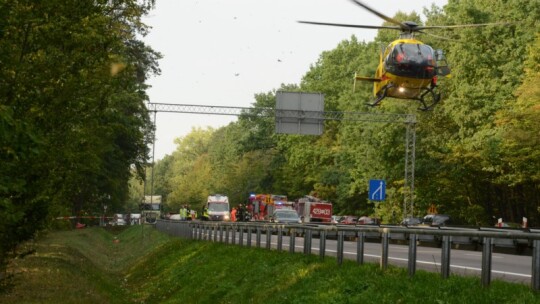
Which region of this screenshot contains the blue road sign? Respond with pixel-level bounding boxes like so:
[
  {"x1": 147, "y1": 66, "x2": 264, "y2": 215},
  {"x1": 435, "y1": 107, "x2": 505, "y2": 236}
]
[{"x1": 369, "y1": 179, "x2": 386, "y2": 201}]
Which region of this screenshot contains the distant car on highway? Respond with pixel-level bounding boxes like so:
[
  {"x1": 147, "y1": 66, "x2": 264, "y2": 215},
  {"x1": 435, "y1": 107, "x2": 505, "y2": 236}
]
[
  {"x1": 271, "y1": 209, "x2": 302, "y2": 224},
  {"x1": 422, "y1": 214, "x2": 451, "y2": 227},
  {"x1": 111, "y1": 214, "x2": 126, "y2": 226},
  {"x1": 169, "y1": 214, "x2": 181, "y2": 220},
  {"x1": 401, "y1": 217, "x2": 422, "y2": 226},
  {"x1": 357, "y1": 216, "x2": 380, "y2": 225},
  {"x1": 331, "y1": 215, "x2": 343, "y2": 224},
  {"x1": 339, "y1": 216, "x2": 359, "y2": 225}
]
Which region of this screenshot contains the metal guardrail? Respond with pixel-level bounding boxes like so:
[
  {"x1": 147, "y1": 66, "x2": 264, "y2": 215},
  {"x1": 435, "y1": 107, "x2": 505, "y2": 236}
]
[{"x1": 156, "y1": 220, "x2": 540, "y2": 291}]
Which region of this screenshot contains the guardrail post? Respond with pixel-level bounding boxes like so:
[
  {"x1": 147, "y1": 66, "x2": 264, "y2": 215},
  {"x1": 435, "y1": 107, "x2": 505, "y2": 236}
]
[
  {"x1": 256, "y1": 227, "x2": 261, "y2": 248},
  {"x1": 337, "y1": 230, "x2": 344, "y2": 266},
  {"x1": 357, "y1": 231, "x2": 365, "y2": 265},
  {"x1": 213, "y1": 225, "x2": 218, "y2": 242},
  {"x1": 182, "y1": 222, "x2": 188, "y2": 237},
  {"x1": 266, "y1": 226, "x2": 272, "y2": 249},
  {"x1": 320, "y1": 230, "x2": 326, "y2": 260},
  {"x1": 239, "y1": 225, "x2": 244, "y2": 246},
  {"x1": 277, "y1": 226, "x2": 283, "y2": 251},
  {"x1": 247, "y1": 226, "x2": 252, "y2": 248},
  {"x1": 219, "y1": 225, "x2": 223, "y2": 242},
  {"x1": 290, "y1": 228, "x2": 296, "y2": 253},
  {"x1": 200, "y1": 224, "x2": 205, "y2": 240},
  {"x1": 532, "y1": 240, "x2": 540, "y2": 291},
  {"x1": 381, "y1": 230, "x2": 389, "y2": 270},
  {"x1": 225, "y1": 226, "x2": 230, "y2": 244},
  {"x1": 304, "y1": 228, "x2": 312, "y2": 255},
  {"x1": 481, "y1": 237, "x2": 493, "y2": 287},
  {"x1": 231, "y1": 225, "x2": 236, "y2": 245},
  {"x1": 441, "y1": 235, "x2": 451, "y2": 279},
  {"x1": 408, "y1": 233, "x2": 417, "y2": 277}
]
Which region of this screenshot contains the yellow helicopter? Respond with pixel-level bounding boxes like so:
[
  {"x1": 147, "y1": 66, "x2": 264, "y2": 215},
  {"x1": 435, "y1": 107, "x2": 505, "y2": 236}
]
[{"x1": 299, "y1": 0, "x2": 504, "y2": 110}]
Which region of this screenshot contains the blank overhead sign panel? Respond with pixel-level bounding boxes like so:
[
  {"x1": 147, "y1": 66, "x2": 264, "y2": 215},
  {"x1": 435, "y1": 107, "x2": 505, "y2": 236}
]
[{"x1": 275, "y1": 91, "x2": 324, "y2": 135}]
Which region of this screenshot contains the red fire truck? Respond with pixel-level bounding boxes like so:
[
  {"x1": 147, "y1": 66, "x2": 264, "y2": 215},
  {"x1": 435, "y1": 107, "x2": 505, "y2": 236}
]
[
  {"x1": 249, "y1": 194, "x2": 291, "y2": 220},
  {"x1": 295, "y1": 195, "x2": 333, "y2": 223}
]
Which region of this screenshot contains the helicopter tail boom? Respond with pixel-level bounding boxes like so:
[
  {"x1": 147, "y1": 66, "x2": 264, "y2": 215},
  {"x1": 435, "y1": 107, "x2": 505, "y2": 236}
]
[
  {"x1": 354, "y1": 75, "x2": 381, "y2": 82},
  {"x1": 353, "y1": 73, "x2": 382, "y2": 94}
]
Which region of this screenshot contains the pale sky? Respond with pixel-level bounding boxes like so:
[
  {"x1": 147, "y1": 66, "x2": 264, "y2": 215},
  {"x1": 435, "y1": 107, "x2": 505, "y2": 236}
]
[{"x1": 143, "y1": 0, "x2": 448, "y2": 160}]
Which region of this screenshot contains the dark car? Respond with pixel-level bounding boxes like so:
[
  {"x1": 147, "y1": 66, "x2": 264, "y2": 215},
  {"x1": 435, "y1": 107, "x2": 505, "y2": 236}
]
[
  {"x1": 422, "y1": 214, "x2": 451, "y2": 226},
  {"x1": 271, "y1": 209, "x2": 301, "y2": 224}
]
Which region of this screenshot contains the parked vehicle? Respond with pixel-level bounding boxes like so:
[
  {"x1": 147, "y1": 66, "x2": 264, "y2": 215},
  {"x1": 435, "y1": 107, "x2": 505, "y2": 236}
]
[
  {"x1": 110, "y1": 214, "x2": 126, "y2": 226},
  {"x1": 339, "y1": 215, "x2": 359, "y2": 225},
  {"x1": 271, "y1": 209, "x2": 302, "y2": 224},
  {"x1": 357, "y1": 216, "x2": 380, "y2": 225},
  {"x1": 140, "y1": 195, "x2": 162, "y2": 224},
  {"x1": 295, "y1": 195, "x2": 333, "y2": 223},
  {"x1": 249, "y1": 194, "x2": 290, "y2": 220},
  {"x1": 401, "y1": 217, "x2": 422, "y2": 226},
  {"x1": 207, "y1": 194, "x2": 231, "y2": 221},
  {"x1": 331, "y1": 215, "x2": 343, "y2": 224},
  {"x1": 129, "y1": 213, "x2": 141, "y2": 225},
  {"x1": 422, "y1": 214, "x2": 451, "y2": 226},
  {"x1": 169, "y1": 214, "x2": 181, "y2": 220}
]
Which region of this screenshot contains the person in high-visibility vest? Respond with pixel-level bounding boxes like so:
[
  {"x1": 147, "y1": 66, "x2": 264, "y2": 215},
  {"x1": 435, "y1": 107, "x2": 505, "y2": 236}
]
[
  {"x1": 202, "y1": 206, "x2": 209, "y2": 221},
  {"x1": 179, "y1": 205, "x2": 187, "y2": 220}
]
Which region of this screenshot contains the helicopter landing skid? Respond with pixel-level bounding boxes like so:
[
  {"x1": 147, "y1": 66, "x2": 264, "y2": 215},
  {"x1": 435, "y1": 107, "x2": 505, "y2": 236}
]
[
  {"x1": 366, "y1": 84, "x2": 441, "y2": 110},
  {"x1": 366, "y1": 84, "x2": 393, "y2": 107},
  {"x1": 416, "y1": 85, "x2": 441, "y2": 111}
]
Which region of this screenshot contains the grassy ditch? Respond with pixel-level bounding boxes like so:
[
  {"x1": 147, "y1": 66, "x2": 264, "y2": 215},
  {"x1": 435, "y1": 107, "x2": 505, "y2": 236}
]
[
  {"x1": 0, "y1": 225, "x2": 171, "y2": 303},
  {"x1": 1, "y1": 226, "x2": 538, "y2": 303}
]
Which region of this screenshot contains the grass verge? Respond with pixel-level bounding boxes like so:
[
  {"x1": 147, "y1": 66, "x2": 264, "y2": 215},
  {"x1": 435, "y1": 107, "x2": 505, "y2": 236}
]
[{"x1": 0, "y1": 226, "x2": 538, "y2": 303}]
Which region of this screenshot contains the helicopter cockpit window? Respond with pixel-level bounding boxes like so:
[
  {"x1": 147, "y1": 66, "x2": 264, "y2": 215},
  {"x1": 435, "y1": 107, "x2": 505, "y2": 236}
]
[{"x1": 385, "y1": 43, "x2": 436, "y2": 78}]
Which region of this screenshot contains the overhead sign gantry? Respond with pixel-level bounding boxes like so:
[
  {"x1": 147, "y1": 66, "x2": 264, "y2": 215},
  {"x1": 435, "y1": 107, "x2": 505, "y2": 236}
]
[{"x1": 146, "y1": 95, "x2": 417, "y2": 217}]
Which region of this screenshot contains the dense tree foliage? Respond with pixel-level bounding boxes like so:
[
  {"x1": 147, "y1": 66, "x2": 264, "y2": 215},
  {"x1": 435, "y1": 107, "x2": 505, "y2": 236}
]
[
  {"x1": 150, "y1": 0, "x2": 539, "y2": 227},
  {"x1": 0, "y1": 0, "x2": 158, "y2": 279}
]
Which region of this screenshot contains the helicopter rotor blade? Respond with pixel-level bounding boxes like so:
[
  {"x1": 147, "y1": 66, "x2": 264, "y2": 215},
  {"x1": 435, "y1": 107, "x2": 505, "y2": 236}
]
[
  {"x1": 297, "y1": 21, "x2": 401, "y2": 30},
  {"x1": 418, "y1": 31, "x2": 460, "y2": 42},
  {"x1": 349, "y1": 0, "x2": 410, "y2": 30},
  {"x1": 416, "y1": 22, "x2": 511, "y2": 30}
]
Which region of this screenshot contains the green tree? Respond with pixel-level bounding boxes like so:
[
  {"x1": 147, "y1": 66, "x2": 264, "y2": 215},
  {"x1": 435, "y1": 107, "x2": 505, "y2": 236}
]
[
  {"x1": 0, "y1": 0, "x2": 159, "y2": 280},
  {"x1": 417, "y1": 0, "x2": 540, "y2": 223},
  {"x1": 166, "y1": 127, "x2": 215, "y2": 211}
]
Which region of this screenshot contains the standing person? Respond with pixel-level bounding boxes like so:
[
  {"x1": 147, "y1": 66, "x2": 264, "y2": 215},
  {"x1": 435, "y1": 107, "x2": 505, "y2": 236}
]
[
  {"x1": 259, "y1": 203, "x2": 266, "y2": 220},
  {"x1": 179, "y1": 205, "x2": 186, "y2": 220},
  {"x1": 187, "y1": 205, "x2": 194, "y2": 220},
  {"x1": 238, "y1": 204, "x2": 247, "y2": 222},
  {"x1": 237, "y1": 204, "x2": 245, "y2": 222},
  {"x1": 247, "y1": 203, "x2": 253, "y2": 220},
  {"x1": 231, "y1": 207, "x2": 237, "y2": 222},
  {"x1": 202, "y1": 206, "x2": 209, "y2": 221}
]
